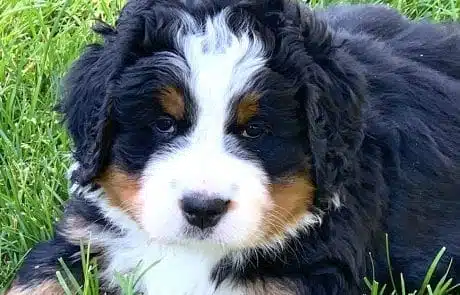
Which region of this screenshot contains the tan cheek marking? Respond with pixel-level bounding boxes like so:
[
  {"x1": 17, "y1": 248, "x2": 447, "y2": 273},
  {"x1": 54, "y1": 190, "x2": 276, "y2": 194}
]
[
  {"x1": 6, "y1": 280, "x2": 64, "y2": 295},
  {"x1": 159, "y1": 87, "x2": 185, "y2": 120},
  {"x1": 237, "y1": 92, "x2": 260, "y2": 125},
  {"x1": 97, "y1": 167, "x2": 142, "y2": 222},
  {"x1": 263, "y1": 174, "x2": 315, "y2": 239}
]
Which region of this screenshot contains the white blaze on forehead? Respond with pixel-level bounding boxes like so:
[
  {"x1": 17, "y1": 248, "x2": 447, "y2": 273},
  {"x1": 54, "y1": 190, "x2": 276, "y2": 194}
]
[{"x1": 181, "y1": 10, "x2": 266, "y2": 143}]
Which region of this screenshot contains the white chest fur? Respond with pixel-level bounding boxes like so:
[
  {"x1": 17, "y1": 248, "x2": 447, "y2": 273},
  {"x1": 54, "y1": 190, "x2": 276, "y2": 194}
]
[{"x1": 100, "y1": 231, "x2": 243, "y2": 295}]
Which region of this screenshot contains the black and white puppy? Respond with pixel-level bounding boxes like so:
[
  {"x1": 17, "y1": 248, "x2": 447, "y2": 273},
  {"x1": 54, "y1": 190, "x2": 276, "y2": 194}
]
[{"x1": 7, "y1": 1, "x2": 460, "y2": 294}]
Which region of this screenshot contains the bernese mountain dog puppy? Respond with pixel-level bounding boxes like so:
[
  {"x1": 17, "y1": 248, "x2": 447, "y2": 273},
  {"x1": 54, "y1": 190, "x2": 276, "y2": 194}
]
[{"x1": 6, "y1": 0, "x2": 460, "y2": 294}]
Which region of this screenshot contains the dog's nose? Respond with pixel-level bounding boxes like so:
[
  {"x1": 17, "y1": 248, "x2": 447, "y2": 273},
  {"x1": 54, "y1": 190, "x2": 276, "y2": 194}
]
[{"x1": 180, "y1": 194, "x2": 230, "y2": 229}]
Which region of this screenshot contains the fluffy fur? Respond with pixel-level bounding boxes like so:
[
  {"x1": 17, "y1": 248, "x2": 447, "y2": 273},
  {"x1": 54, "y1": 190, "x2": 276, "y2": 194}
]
[{"x1": 7, "y1": 1, "x2": 460, "y2": 295}]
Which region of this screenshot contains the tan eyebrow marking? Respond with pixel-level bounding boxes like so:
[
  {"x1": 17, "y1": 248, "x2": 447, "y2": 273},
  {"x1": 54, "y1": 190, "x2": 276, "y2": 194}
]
[
  {"x1": 236, "y1": 92, "x2": 260, "y2": 125},
  {"x1": 159, "y1": 86, "x2": 185, "y2": 120}
]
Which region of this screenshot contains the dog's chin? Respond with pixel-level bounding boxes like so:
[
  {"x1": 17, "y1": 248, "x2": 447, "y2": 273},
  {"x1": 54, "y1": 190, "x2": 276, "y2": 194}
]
[
  {"x1": 183, "y1": 226, "x2": 215, "y2": 241},
  {"x1": 143, "y1": 226, "x2": 258, "y2": 251},
  {"x1": 139, "y1": 211, "x2": 267, "y2": 249}
]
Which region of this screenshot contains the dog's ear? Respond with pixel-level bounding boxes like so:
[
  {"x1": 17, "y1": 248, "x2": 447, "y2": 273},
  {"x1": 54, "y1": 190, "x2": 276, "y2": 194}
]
[
  {"x1": 59, "y1": 15, "x2": 147, "y2": 185},
  {"x1": 296, "y1": 8, "x2": 366, "y2": 207},
  {"x1": 237, "y1": 0, "x2": 365, "y2": 205},
  {"x1": 58, "y1": 42, "x2": 115, "y2": 186}
]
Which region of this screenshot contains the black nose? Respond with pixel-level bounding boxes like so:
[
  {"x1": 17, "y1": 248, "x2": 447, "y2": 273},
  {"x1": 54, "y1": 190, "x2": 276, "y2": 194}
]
[{"x1": 180, "y1": 195, "x2": 230, "y2": 229}]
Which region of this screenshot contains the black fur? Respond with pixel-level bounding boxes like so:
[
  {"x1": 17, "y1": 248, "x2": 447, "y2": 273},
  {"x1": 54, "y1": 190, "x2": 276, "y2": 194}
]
[{"x1": 9, "y1": 1, "x2": 460, "y2": 294}]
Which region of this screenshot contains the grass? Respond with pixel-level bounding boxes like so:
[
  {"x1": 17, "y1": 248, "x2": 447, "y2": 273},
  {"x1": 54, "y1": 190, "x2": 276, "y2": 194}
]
[
  {"x1": 0, "y1": 0, "x2": 458, "y2": 294},
  {"x1": 364, "y1": 235, "x2": 460, "y2": 295}
]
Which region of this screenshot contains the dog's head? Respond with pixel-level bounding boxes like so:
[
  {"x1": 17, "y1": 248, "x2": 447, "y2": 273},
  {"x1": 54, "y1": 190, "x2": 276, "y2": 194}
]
[{"x1": 60, "y1": 0, "x2": 364, "y2": 250}]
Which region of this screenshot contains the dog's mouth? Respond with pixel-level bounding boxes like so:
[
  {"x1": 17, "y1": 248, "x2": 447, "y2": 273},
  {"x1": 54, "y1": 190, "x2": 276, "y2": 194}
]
[{"x1": 183, "y1": 226, "x2": 214, "y2": 240}]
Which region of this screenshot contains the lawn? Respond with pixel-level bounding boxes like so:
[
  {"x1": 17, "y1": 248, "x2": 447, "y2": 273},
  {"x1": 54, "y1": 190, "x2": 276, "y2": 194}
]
[{"x1": 0, "y1": 0, "x2": 458, "y2": 294}]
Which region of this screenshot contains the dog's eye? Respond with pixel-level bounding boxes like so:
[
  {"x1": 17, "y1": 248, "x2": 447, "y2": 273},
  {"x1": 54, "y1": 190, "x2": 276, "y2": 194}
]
[
  {"x1": 155, "y1": 116, "x2": 176, "y2": 134},
  {"x1": 241, "y1": 124, "x2": 267, "y2": 139}
]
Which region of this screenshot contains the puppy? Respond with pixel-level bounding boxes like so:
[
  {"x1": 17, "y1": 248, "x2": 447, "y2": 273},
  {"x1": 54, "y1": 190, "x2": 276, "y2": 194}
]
[{"x1": 7, "y1": 0, "x2": 460, "y2": 294}]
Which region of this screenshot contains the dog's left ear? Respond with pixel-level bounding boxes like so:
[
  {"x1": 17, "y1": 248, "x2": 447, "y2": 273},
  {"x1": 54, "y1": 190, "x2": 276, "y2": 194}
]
[
  {"x1": 243, "y1": 0, "x2": 366, "y2": 206},
  {"x1": 295, "y1": 4, "x2": 366, "y2": 207}
]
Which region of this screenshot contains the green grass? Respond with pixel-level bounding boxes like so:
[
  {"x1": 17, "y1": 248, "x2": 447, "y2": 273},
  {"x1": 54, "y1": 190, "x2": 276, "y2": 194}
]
[{"x1": 0, "y1": 0, "x2": 458, "y2": 294}]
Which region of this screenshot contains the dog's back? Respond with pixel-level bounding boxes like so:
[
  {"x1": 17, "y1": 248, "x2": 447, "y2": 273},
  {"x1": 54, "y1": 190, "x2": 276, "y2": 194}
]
[
  {"x1": 388, "y1": 22, "x2": 460, "y2": 80},
  {"x1": 323, "y1": 4, "x2": 460, "y2": 289},
  {"x1": 321, "y1": 4, "x2": 460, "y2": 79}
]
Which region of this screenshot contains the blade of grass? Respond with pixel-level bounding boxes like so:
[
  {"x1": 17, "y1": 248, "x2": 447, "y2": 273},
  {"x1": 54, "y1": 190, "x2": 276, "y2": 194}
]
[
  {"x1": 432, "y1": 258, "x2": 453, "y2": 294},
  {"x1": 418, "y1": 247, "x2": 446, "y2": 295},
  {"x1": 56, "y1": 270, "x2": 74, "y2": 295},
  {"x1": 386, "y1": 233, "x2": 398, "y2": 294},
  {"x1": 400, "y1": 273, "x2": 406, "y2": 295},
  {"x1": 58, "y1": 257, "x2": 82, "y2": 294},
  {"x1": 445, "y1": 283, "x2": 460, "y2": 294}
]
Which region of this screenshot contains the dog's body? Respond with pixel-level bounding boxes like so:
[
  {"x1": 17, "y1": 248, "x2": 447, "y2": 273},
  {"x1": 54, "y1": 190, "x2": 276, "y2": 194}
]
[{"x1": 7, "y1": 1, "x2": 460, "y2": 294}]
